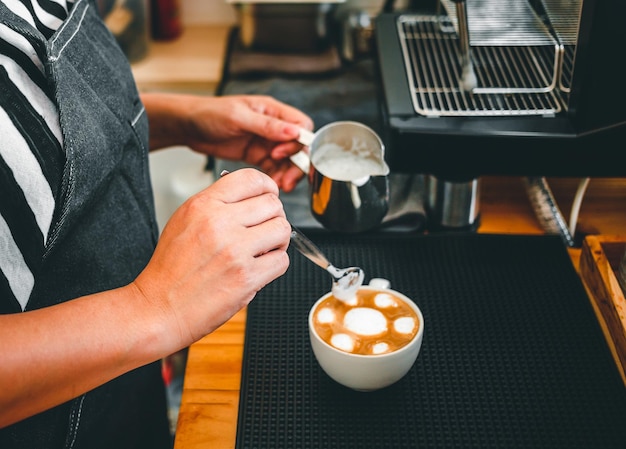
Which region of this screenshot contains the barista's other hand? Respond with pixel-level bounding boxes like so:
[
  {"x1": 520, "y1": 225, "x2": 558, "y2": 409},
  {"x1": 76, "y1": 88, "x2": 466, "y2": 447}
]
[
  {"x1": 144, "y1": 93, "x2": 314, "y2": 192},
  {"x1": 133, "y1": 168, "x2": 291, "y2": 347},
  {"x1": 184, "y1": 95, "x2": 313, "y2": 192}
]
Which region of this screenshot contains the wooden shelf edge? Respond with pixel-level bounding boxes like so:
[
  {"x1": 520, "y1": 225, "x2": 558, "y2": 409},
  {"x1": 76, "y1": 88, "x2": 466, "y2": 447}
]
[{"x1": 579, "y1": 235, "x2": 626, "y2": 384}]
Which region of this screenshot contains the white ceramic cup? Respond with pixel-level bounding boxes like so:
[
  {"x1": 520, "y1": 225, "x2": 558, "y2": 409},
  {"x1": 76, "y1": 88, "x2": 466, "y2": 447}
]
[{"x1": 308, "y1": 279, "x2": 424, "y2": 391}]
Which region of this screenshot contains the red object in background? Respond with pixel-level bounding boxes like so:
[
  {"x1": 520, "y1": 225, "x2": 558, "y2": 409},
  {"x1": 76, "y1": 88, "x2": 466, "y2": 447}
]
[
  {"x1": 162, "y1": 357, "x2": 174, "y2": 385},
  {"x1": 151, "y1": 0, "x2": 182, "y2": 40}
]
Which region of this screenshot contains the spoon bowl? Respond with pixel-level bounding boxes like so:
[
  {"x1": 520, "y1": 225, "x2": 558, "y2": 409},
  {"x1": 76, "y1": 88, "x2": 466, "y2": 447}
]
[
  {"x1": 290, "y1": 226, "x2": 364, "y2": 300},
  {"x1": 325, "y1": 265, "x2": 365, "y2": 301}
]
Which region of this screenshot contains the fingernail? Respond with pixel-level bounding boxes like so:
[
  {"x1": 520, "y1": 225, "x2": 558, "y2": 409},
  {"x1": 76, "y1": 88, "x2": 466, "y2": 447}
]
[{"x1": 284, "y1": 124, "x2": 300, "y2": 137}]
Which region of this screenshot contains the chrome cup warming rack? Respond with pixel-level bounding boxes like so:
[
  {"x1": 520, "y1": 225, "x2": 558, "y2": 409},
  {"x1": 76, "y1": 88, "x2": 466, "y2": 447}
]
[{"x1": 397, "y1": 0, "x2": 582, "y2": 117}]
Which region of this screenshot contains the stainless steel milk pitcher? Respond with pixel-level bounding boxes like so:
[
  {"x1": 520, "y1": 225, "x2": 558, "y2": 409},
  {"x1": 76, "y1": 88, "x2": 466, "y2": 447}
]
[{"x1": 291, "y1": 121, "x2": 390, "y2": 233}]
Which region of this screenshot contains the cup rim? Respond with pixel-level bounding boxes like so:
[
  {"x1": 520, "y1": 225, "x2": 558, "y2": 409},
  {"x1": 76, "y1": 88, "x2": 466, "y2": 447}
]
[
  {"x1": 310, "y1": 120, "x2": 384, "y2": 153},
  {"x1": 314, "y1": 120, "x2": 381, "y2": 137},
  {"x1": 308, "y1": 286, "x2": 424, "y2": 359}
]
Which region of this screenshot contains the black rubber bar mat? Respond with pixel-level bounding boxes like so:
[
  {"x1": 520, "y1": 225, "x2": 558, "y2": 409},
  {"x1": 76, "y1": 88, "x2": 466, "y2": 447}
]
[{"x1": 235, "y1": 232, "x2": 626, "y2": 448}]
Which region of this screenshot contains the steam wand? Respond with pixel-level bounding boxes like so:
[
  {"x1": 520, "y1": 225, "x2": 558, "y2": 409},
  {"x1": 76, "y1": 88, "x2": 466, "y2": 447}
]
[{"x1": 453, "y1": 0, "x2": 477, "y2": 91}]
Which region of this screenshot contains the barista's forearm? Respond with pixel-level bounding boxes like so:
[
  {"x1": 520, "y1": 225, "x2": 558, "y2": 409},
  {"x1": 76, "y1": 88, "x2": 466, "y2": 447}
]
[
  {"x1": 141, "y1": 92, "x2": 196, "y2": 151},
  {"x1": 0, "y1": 284, "x2": 177, "y2": 428}
]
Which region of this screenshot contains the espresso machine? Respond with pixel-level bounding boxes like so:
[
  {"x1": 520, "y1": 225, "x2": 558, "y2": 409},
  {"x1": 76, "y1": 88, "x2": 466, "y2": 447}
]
[{"x1": 374, "y1": 0, "x2": 626, "y2": 230}]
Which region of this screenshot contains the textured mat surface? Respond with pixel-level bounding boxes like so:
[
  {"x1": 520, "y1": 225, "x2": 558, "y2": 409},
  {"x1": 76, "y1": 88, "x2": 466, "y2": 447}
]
[{"x1": 236, "y1": 232, "x2": 626, "y2": 448}]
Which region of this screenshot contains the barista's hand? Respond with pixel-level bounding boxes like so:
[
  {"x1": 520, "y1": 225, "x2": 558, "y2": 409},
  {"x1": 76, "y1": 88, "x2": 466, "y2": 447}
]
[
  {"x1": 0, "y1": 169, "x2": 290, "y2": 426},
  {"x1": 133, "y1": 168, "x2": 291, "y2": 346},
  {"x1": 143, "y1": 93, "x2": 314, "y2": 192}
]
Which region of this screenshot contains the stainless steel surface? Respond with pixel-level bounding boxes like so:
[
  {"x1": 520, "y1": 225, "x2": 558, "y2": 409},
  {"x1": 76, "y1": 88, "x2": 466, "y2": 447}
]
[
  {"x1": 374, "y1": 0, "x2": 626, "y2": 178},
  {"x1": 454, "y1": 1, "x2": 477, "y2": 91},
  {"x1": 397, "y1": 15, "x2": 562, "y2": 116},
  {"x1": 426, "y1": 176, "x2": 480, "y2": 229},
  {"x1": 290, "y1": 226, "x2": 364, "y2": 300},
  {"x1": 306, "y1": 121, "x2": 390, "y2": 233},
  {"x1": 289, "y1": 226, "x2": 332, "y2": 270},
  {"x1": 540, "y1": 0, "x2": 583, "y2": 93},
  {"x1": 439, "y1": 0, "x2": 557, "y2": 46},
  {"x1": 541, "y1": 0, "x2": 582, "y2": 45},
  {"x1": 396, "y1": 0, "x2": 584, "y2": 117}
]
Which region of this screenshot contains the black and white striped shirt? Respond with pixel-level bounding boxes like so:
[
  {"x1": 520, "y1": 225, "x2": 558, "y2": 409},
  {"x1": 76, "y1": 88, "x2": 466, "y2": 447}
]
[{"x1": 0, "y1": 0, "x2": 74, "y2": 312}]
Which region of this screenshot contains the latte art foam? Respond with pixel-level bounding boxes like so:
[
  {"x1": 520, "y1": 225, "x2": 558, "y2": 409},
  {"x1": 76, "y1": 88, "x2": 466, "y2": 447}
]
[
  {"x1": 344, "y1": 308, "x2": 387, "y2": 336},
  {"x1": 312, "y1": 141, "x2": 383, "y2": 182},
  {"x1": 312, "y1": 290, "x2": 419, "y2": 356}
]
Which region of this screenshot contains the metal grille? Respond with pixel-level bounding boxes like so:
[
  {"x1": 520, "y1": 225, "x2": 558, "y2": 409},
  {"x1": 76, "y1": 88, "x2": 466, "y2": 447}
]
[
  {"x1": 542, "y1": 0, "x2": 582, "y2": 45},
  {"x1": 397, "y1": 8, "x2": 565, "y2": 117},
  {"x1": 541, "y1": 0, "x2": 583, "y2": 93},
  {"x1": 439, "y1": 0, "x2": 558, "y2": 47}
]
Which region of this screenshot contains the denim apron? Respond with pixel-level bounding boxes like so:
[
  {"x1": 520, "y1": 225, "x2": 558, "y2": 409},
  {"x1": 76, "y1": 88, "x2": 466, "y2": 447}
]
[{"x1": 0, "y1": 1, "x2": 170, "y2": 447}]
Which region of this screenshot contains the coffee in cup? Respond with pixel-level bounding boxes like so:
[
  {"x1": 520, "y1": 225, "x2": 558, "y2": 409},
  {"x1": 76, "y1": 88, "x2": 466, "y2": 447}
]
[{"x1": 308, "y1": 279, "x2": 424, "y2": 391}]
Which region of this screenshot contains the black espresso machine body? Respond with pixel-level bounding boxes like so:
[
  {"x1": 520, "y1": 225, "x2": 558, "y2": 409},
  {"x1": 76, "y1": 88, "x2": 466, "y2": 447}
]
[{"x1": 375, "y1": 0, "x2": 626, "y2": 179}]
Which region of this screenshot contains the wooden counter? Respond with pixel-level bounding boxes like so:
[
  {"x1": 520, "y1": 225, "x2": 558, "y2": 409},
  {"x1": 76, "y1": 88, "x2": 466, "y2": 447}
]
[
  {"x1": 132, "y1": 24, "x2": 231, "y2": 93},
  {"x1": 174, "y1": 176, "x2": 626, "y2": 449}
]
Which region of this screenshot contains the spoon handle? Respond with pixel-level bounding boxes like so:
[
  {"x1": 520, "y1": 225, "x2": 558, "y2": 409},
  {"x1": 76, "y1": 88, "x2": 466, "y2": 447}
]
[
  {"x1": 290, "y1": 226, "x2": 331, "y2": 271},
  {"x1": 220, "y1": 170, "x2": 329, "y2": 270}
]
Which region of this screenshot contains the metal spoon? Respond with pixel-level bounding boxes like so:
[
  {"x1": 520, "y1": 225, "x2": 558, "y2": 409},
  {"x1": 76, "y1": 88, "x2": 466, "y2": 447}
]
[
  {"x1": 219, "y1": 170, "x2": 364, "y2": 298},
  {"x1": 290, "y1": 226, "x2": 364, "y2": 301}
]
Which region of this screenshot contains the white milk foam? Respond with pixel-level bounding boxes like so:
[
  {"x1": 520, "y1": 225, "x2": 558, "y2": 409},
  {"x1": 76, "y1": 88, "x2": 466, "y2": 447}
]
[
  {"x1": 313, "y1": 290, "x2": 420, "y2": 356},
  {"x1": 374, "y1": 293, "x2": 397, "y2": 308},
  {"x1": 331, "y1": 333, "x2": 355, "y2": 352},
  {"x1": 372, "y1": 342, "x2": 390, "y2": 354},
  {"x1": 317, "y1": 307, "x2": 335, "y2": 324},
  {"x1": 344, "y1": 308, "x2": 387, "y2": 336},
  {"x1": 312, "y1": 142, "x2": 382, "y2": 182},
  {"x1": 394, "y1": 316, "x2": 417, "y2": 334}
]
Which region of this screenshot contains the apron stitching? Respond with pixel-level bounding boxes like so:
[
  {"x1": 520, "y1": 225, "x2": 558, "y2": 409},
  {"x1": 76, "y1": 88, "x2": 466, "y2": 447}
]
[
  {"x1": 50, "y1": 2, "x2": 89, "y2": 61},
  {"x1": 65, "y1": 393, "x2": 86, "y2": 449},
  {"x1": 51, "y1": 0, "x2": 84, "y2": 46},
  {"x1": 44, "y1": 159, "x2": 74, "y2": 258},
  {"x1": 131, "y1": 105, "x2": 146, "y2": 127}
]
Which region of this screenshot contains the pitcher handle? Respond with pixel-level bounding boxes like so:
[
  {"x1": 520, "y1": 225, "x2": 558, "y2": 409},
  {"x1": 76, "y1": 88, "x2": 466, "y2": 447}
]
[
  {"x1": 290, "y1": 127, "x2": 316, "y2": 174},
  {"x1": 298, "y1": 128, "x2": 316, "y2": 146},
  {"x1": 290, "y1": 151, "x2": 310, "y2": 174}
]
